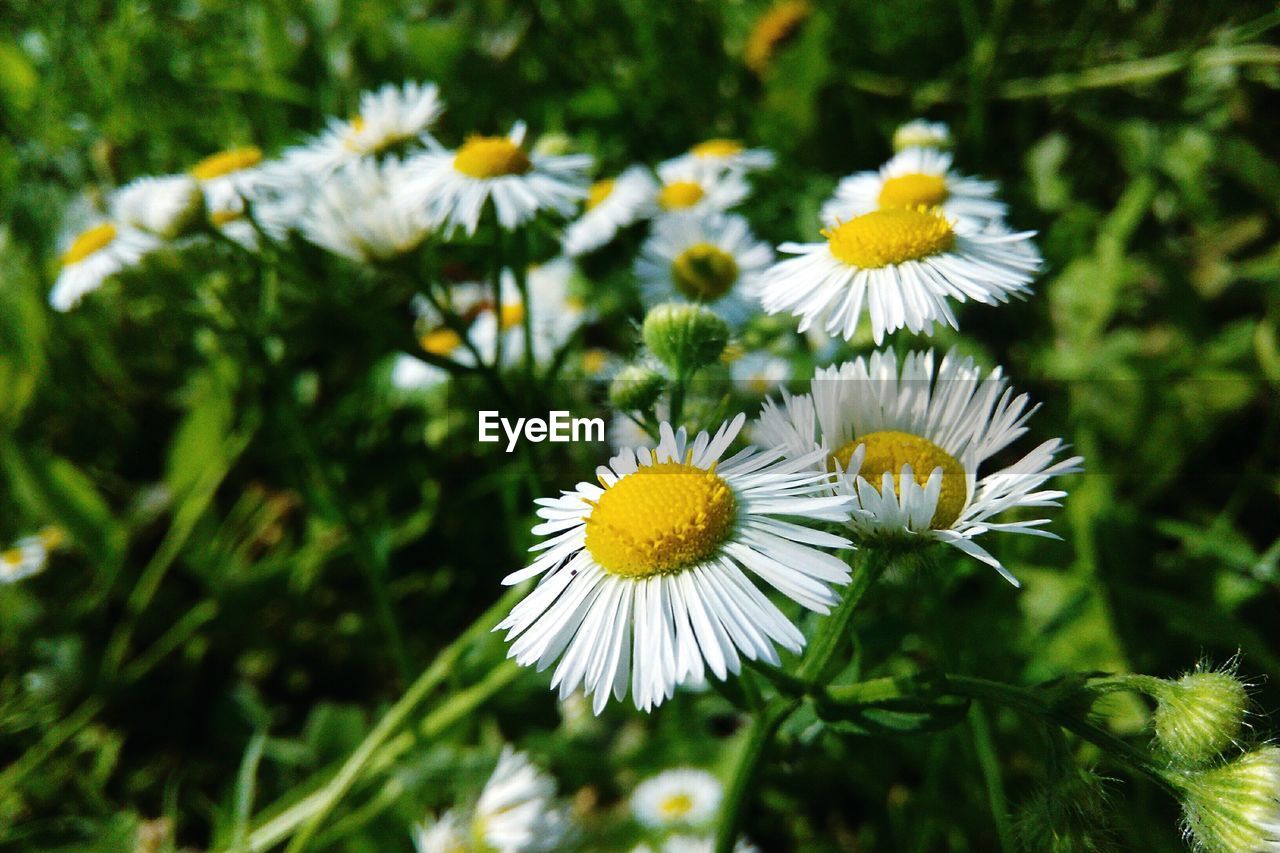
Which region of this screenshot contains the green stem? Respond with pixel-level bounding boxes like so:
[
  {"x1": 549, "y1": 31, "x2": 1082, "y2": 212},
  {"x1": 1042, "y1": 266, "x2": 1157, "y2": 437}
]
[
  {"x1": 713, "y1": 698, "x2": 800, "y2": 853},
  {"x1": 513, "y1": 235, "x2": 535, "y2": 386},
  {"x1": 968, "y1": 703, "x2": 1013, "y2": 853},
  {"x1": 669, "y1": 368, "x2": 689, "y2": 428},
  {"x1": 797, "y1": 549, "x2": 886, "y2": 685},
  {"x1": 274, "y1": 585, "x2": 526, "y2": 853}
]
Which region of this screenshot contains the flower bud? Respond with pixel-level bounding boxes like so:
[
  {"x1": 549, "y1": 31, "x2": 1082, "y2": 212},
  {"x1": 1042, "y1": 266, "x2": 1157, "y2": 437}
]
[
  {"x1": 642, "y1": 303, "x2": 729, "y2": 373},
  {"x1": 1176, "y1": 747, "x2": 1280, "y2": 853},
  {"x1": 608, "y1": 364, "x2": 665, "y2": 412},
  {"x1": 892, "y1": 119, "x2": 952, "y2": 153},
  {"x1": 1012, "y1": 768, "x2": 1115, "y2": 853},
  {"x1": 1150, "y1": 668, "x2": 1249, "y2": 766}
]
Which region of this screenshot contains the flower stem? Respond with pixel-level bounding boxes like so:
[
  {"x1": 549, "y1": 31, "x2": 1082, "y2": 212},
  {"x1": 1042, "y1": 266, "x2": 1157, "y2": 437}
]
[
  {"x1": 278, "y1": 585, "x2": 527, "y2": 853},
  {"x1": 798, "y1": 548, "x2": 887, "y2": 685},
  {"x1": 713, "y1": 697, "x2": 800, "y2": 853},
  {"x1": 715, "y1": 548, "x2": 888, "y2": 851}
]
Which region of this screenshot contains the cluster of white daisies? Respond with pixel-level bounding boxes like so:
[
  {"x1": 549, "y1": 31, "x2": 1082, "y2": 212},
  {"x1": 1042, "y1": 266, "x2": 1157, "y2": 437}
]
[{"x1": 413, "y1": 753, "x2": 747, "y2": 853}]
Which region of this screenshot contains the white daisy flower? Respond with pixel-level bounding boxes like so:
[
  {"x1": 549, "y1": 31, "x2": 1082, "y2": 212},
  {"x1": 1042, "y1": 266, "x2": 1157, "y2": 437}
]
[
  {"x1": 635, "y1": 213, "x2": 773, "y2": 325},
  {"x1": 563, "y1": 166, "x2": 658, "y2": 256},
  {"x1": 729, "y1": 351, "x2": 791, "y2": 397},
  {"x1": 653, "y1": 157, "x2": 750, "y2": 216},
  {"x1": 632, "y1": 768, "x2": 722, "y2": 829},
  {"x1": 300, "y1": 158, "x2": 432, "y2": 263},
  {"x1": 109, "y1": 175, "x2": 204, "y2": 239},
  {"x1": 1, "y1": 527, "x2": 64, "y2": 584},
  {"x1": 821, "y1": 148, "x2": 1007, "y2": 228},
  {"x1": 390, "y1": 353, "x2": 448, "y2": 392},
  {"x1": 290, "y1": 80, "x2": 444, "y2": 174},
  {"x1": 662, "y1": 836, "x2": 759, "y2": 853},
  {"x1": 49, "y1": 221, "x2": 159, "y2": 311},
  {"x1": 496, "y1": 257, "x2": 588, "y2": 366},
  {"x1": 190, "y1": 146, "x2": 269, "y2": 221},
  {"x1": 497, "y1": 414, "x2": 856, "y2": 713},
  {"x1": 414, "y1": 748, "x2": 569, "y2": 853},
  {"x1": 406, "y1": 122, "x2": 592, "y2": 236},
  {"x1": 755, "y1": 349, "x2": 1083, "y2": 585},
  {"x1": 757, "y1": 207, "x2": 1041, "y2": 344},
  {"x1": 682, "y1": 139, "x2": 775, "y2": 175},
  {"x1": 892, "y1": 119, "x2": 951, "y2": 152}
]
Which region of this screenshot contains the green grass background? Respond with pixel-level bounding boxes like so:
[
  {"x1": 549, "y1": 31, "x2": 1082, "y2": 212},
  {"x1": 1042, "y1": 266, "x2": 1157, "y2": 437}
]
[{"x1": 1, "y1": 1, "x2": 1279, "y2": 850}]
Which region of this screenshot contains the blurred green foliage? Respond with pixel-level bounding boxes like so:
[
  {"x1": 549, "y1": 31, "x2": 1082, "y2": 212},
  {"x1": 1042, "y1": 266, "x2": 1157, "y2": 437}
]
[{"x1": 1, "y1": 0, "x2": 1278, "y2": 850}]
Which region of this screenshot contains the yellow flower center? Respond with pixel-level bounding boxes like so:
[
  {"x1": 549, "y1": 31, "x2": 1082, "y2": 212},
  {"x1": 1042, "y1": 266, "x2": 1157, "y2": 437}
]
[
  {"x1": 210, "y1": 209, "x2": 243, "y2": 227},
  {"x1": 690, "y1": 139, "x2": 744, "y2": 159},
  {"x1": 61, "y1": 223, "x2": 117, "y2": 266},
  {"x1": 659, "y1": 793, "x2": 695, "y2": 818},
  {"x1": 877, "y1": 173, "x2": 949, "y2": 210},
  {"x1": 190, "y1": 147, "x2": 263, "y2": 181},
  {"x1": 581, "y1": 348, "x2": 608, "y2": 375},
  {"x1": 453, "y1": 136, "x2": 532, "y2": 178},
  {"x1": 586, "y1": 178, "x2": 615, "y2": 210},
  {"x1": 671, "y1": 243, "x2": 739, "y2": 300},
  {"x1": 745, "y1": 1, "x2": 813, "y2": 74},
  {"x1": 659, "y1": 180, "x2": 705, "y2": 210},
  {"x1": 823, "y1": 208, "x2": 955, "y2": 269},
  {"x1": 39, "y1": 526, "x2": 65, "y2": 550},
  {"x1": 499, "y1": 302, "x2": 524, "y2": 330},
  {"x1": 420, "y1": 328, "x2": 462, "y2": 356},
  {"x1": 1, "y1": 548, "x2": 22, "y2": 566},
  {"x1": 345, "y1": 115, "x2": 412, "y2": 153},
  {"x1": 585, "y1": 460, "x2": 738, "y2": 577},
  {"x1": 831, "y1": 430, "x2": 966, "y2": 529}
]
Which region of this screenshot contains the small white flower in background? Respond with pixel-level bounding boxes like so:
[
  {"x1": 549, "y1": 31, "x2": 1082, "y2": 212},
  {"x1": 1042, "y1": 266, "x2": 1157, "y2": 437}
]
[
  {"x1": 109, "y1": 175, "x2": 204, "y2": 239},
  {"x1": 755, "y1": 349, "x2": 1082, "y2": 586},
  {"x1": 681, "y1": 138, "x2": 775, "y2": 175},
  {"x1": 563, "y1": 165, "x2": 658, "y2": 256},
  {"x1": 632, "y1": 836, "x2": 759, "y2": 853},
  {"x1": 189, "y1": 146, "x2": 269, "y2": 222},
  {"x1": 892, "y1": 119, "x2": 951, "y2": 152},
  {"x1": 406, "y1": 122, "x2": 592, "y2": 236},
  {"x1": 821, "y1": 147, "x2": 1007, "y2": 228},
  {"x1": 389, "y1": 353, "x2": 448, "y2": 393},
  {"x1": 757, "y1": 207, "x2": 1040, "y2": 344},
  {"x1": 608, "y1": 405, "x2": 665, "y2": 453},
  {"x1": 487, "y1": 257, "x2": 588, "y2": 366},
  {"x1": 653, "y1": 157, "x2": 750, "y2": 216},
  {"x1": 635, "y1": 212, "x2": 773, "y2": 326},
  {"x1": 286, "y1": 80, "x2": 444, "y2": 175},
  {"x1": 300, "y1": 158, "x2": 432, "y2": 263},
  {"x1": 497, "y1": 415, "x2": 855, "y2": 713},
  {"x1": 1, "y1": 527, "x2": 65, "y2": 584},
  {"x1": 632, "y1": 768, "x2": 723, "y2": 829},
  {"x1": 1175, "y1": 746, "x2": 1280, "y2": 853},
  {"x1": 729, "y1": 350, "x2": 791, "y2": 397},
  {"x1": 49, "y1": 221, "x2": 159, "y2": 311},
  {"x1": 414, "y1": 748, "x2": 570, "y2": 853}
]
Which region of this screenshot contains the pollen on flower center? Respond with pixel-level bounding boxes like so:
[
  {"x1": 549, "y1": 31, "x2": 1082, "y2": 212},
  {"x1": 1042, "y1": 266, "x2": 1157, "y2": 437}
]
[
  {"x1": 691, "y1": 139, "x2": 744, "y2": 158},
  {"x1": 499, "y1": 302, "x2": 524, "y2": 330},
  {"x1": 453, "y1": 136, "x2": 533, "y2": 178},
  {"x1": 585, "y1": 460, "x2": 738, "y2": 577},
  {"x1": 586, "y1": 178, "x2": 615, "y2": 210},
  {"x1": 61, "y1": 224, "x2": 117, "y2": 266},
  {"x1": 877, "y1": 173, "x2": 949, "y2": 209},
  {"x1": 659, "y1": 181, "x2": 705, "y2": 210},
  {"x1": 420, "y1": 328, "x2": 462, "y2": 356},
  {"x1": 831, "y1": 430, "x2": 966, "y2": 528},
  {"x1": 190, "y1": 147, "x2": 263, "y2": 181},
  {"x1": 823, "y1": 208, "x2": 955, "y2": 269},
  {"x1": 671, "y1": 243, "x2": 739, "y2": 300},
  {"x1": 659, "y1": 794, "x2": 695, "y2": 817}
]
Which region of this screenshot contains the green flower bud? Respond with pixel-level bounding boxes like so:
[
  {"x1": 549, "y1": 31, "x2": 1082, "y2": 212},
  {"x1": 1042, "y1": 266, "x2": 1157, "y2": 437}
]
[
  {"x1": 608, "y1": 364, "x2": 665, "y2": 412},
  {"x1": 1150, "y1": 669, "x2": 1249, "y2": 766},
  {"x1": 1176, "y1": 747, "x2": 1280, "y2": 853},
  {"x1": 1013, "y1": 768, "x2": 1116, "y2": 853},
  {"x1": 642, "y1": 303, "x2": 729, "y2": 373}
]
